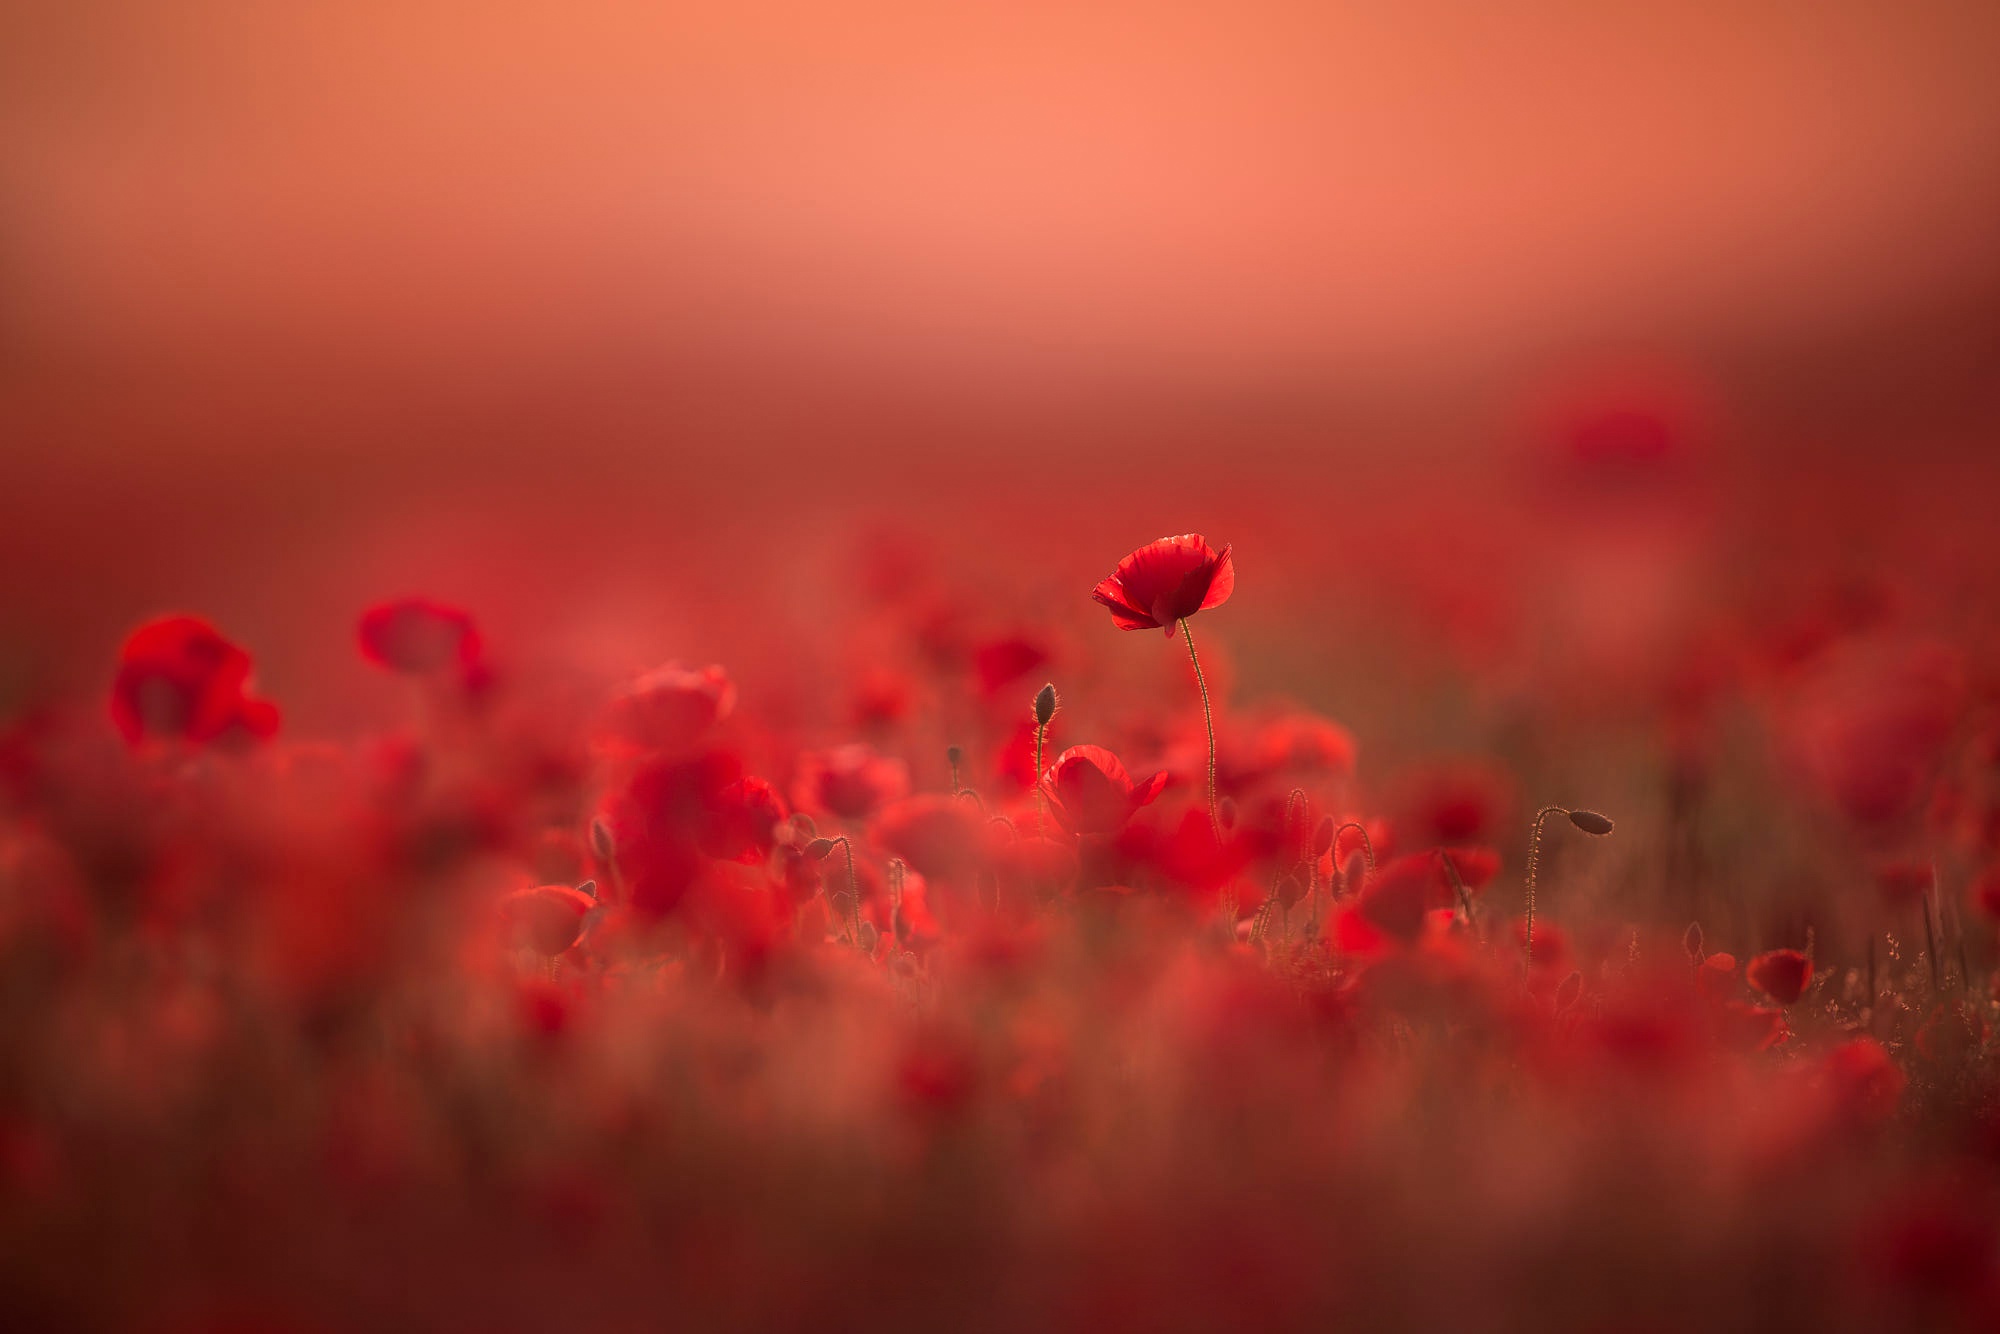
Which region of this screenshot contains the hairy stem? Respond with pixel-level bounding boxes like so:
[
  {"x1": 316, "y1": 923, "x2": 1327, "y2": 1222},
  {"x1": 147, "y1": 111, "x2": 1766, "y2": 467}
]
[
  {"x1": 1180, "y1": 618, "x2": 1220, "y2": 841},
  {"x1": 1524, "y1": 805, "x2": 1567, "y2": 965}
]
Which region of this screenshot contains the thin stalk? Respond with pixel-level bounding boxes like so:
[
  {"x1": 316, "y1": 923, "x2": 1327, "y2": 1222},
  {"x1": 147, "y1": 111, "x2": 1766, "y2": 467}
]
[
  {"x1": 1523, "y1": 805, "x2": 1567, "y2": 964},
  {"x1": 1179, "y1": 617, "x2": 1220, "y2": 840}
]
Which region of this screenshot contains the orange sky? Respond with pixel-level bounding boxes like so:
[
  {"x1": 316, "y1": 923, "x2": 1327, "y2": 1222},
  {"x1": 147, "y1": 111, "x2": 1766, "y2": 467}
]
[{"x1": 3, "y1": 1, "x2": 1998, "y2": 461}]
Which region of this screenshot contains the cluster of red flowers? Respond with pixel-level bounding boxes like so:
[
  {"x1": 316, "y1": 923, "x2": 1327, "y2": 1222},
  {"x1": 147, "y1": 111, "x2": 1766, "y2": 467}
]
[{"x1": 2, "y1": 525, "x2": 1999, "y2": 1333}]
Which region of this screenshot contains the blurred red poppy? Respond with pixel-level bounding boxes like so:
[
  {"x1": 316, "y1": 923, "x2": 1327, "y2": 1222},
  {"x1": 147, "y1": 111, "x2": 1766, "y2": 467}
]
[
  {"x1": 357, "y1": 598, "x2": 482, "y2": 675},
  {"x1": 1747, "y1": 948, "x2": 1812, "y2": 1005},
  {"x1": 792, "y1": 745, "x2": 910, "y2": 823},
  {"x1": 601, "y1": 663, "x2": 736, "y2": 752},
  {"x1": 1040, "y1": 745, "x2": 1168, "y2": 837},
  {"x1": 1092, "y1": 534, "x2": 1234, "y2": 636},
  {"x1": 110, "y1": 615, "x2": 279, "y2": 747}
]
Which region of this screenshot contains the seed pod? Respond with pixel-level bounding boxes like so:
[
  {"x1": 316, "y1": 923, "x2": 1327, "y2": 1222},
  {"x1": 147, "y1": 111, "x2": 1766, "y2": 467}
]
[
  {"x1": 1555, "y1": 970, "x2": 1583, "y2": 1013},
  {"x1": 1313, "y1": 816, "x2": 1336, "y2": 857},
  {"x1": 1218, "y1": 797, "x2": 1238, "y2": 830},
  {"x1": 1567, "y1": 809, "x2": 1615, "y2": 836},
  {"x1": 805, "y1": 838, "x2": 837, "y2": 860},
  {"x1": 1033, "y1": 683, "x2": 1059, "y2": 727},
  {"x1": 1683, "y1": 921, "x2": 1704, "y2": 964}
]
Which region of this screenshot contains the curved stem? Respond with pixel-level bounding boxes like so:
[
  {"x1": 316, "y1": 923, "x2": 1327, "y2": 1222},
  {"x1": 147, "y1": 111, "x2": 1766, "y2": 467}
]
[
  {"x1": 1179, "y1": 618, "x2": 1220, "y2": 840},
  {"x1": 1524, "y1": 805, "x2": 1567, "y2": 964}
]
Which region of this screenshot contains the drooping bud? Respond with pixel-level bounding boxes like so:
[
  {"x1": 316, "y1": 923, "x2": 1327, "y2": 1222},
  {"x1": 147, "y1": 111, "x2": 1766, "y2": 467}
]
[
  {"x1": 1313, "y1": 816, "x2": 1336, "y2": 858},
  {"x1": 1033, "y1": 683, "x2": 1059, "y2": 728},
  {"x1": 805, "y1": 838, "x2": 837, "y2": 860},
  {"x1": 1218, "y1": 797, "x2": 1238, "y2": 830},
  {"x1": 1567, "y1": 809, "x2": 1615, "y2": 836}
]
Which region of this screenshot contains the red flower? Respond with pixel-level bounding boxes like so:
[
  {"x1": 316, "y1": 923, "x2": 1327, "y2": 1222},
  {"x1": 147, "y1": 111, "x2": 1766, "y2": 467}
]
[
  {"x1": 1092, "y1": 534, "x2": 1234, "y2": 636},
  {"x1": 792, "y1": 745, "x2": 910, "y2": 823},
  {"x1": 1746, "y1": 948, "x2": 1812, "y2": 1005},
  {"x1": 109, "y1": 615, "x2": 279, "y2": 747},
  {"x1": 601, "y1": 663, "x2": 736, "y2": 752},
  {"x1": 874, "y1": 795, "x2": 986, "y2": 884},
  {"x1": 500, "y1": 884, "x2": 597, "y2": 957},
  {"x1": 358, "y1": 598, "x2": 482, "y2": 675},
  {"x1": 1040, "y1": 745, "x2": 1168, "y2": 837},
  {"x1": 698, "y1": 777, "x2": 786, "y2": 864}
]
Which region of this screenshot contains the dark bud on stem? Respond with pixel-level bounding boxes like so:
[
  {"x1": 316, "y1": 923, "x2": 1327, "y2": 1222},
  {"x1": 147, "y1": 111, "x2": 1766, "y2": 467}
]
[
  {"x1": 1313, "y1": 816, "x2": 1336, "y2": 858},
  {"x1": 1567, "y1": 809, "x2": 1615, "y2": 836},
  {"x1": 1033, "y1": 683, "x2": 1059, "y2": 728},
  {"x1": 805, "y1": 838, "x2": 837, "y2": 860},
  {"x1": 1683, "y1": 922, "x2": 1704, "y2": 964},
  {"x1": 946, "y1": 745, "x2": 962, "y2": 768},
  {"x1": 1218, "y1": 797, "x2": 1238, "y2": 831}
]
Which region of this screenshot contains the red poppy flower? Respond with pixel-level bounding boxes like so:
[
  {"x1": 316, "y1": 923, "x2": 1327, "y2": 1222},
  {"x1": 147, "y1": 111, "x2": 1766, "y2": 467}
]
[
  {"x1": 874, "y1": 795, "x2": 986, "y2": 884},
  {"x1": 109, "y1": 615, "x2": 279, "y2": 747},
  {"x1": 1040, "y1": 745, "x2": 1168, "y2": 837},
  {"x1": 1355, "y1": 854, "x2": 1437, "y2": 944},
  {"x1": 358, "y1": 598, "x2": 482, "y2": 675},
  {"x1": 698, "y1": 776, "x2": 786, "y2": 864},
  {"x1": 1092, "y1": 534, "x2": 1234, "y2": 636},
  {"x1": 601, "y1": 663, "x2": 736, "y2": 752},
  {"x1": 792, "y1": 745, "x2": 910, "y2": 823},
  {"x1": 500, "y1": 884, "x2": 597, "y2": 957},
  {"x1": 1747, "y1": 948, "x2": 1812, "y2": 1005}
]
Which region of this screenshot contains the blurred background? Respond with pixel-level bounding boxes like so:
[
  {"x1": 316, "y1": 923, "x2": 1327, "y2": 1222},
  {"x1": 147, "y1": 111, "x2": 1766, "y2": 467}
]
[{"x1": 3, "y1": 0, "x2": 1999, "y2": 724}]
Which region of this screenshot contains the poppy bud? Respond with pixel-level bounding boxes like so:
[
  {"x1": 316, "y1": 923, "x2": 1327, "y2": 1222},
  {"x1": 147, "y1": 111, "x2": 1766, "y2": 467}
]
[
  {"x1": 806, "y1": 838, "x2": 837, "y2": 860},
  {"x1": 1313, "y1": 816, "x2": 1336, "y2": 857},
  {"x1": 946, "y1": 745, "x2": 962, "y2": 768},
  {"x1": 1218, "y1": 797, "x2": 1238, "y2": 830},
  {"x1": 1555, "y1": 970, "x2": 1582, "y2": 1013},
  {"x1": 1684, "y1": 921, "x2": 1704, "y2": 964},
  {"x1": 576, "y1": 879, "x2": 598, "y2": 900},
  {"x1": 1033, "y1": 683, "x2": 1059, "y2": 727},
  {"x1": 590, "y1": 818, "x2": 615, "y2": 862},
  {"x1": 1567, "y1": 809, "x2": 1615, "y2": 836}
]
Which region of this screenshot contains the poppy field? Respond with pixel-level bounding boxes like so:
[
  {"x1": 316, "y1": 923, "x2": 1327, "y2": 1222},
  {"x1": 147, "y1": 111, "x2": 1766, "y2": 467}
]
[{"x1": 2, "y1": 437, "x2": 2000, "y2": 1333}]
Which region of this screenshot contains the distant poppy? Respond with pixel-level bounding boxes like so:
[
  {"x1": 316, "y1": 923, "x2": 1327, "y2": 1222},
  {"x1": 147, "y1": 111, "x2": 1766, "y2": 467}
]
[
  {"x1": 1747, "y1": 948, "x2": 1812, "y2": 1005},
  {"x1": 602, "y1": 663, "x2": 736, "y2": 752},
  {"x1": 1040, "y1": 745, "x2": 1168, "y2": 837},
  {"x1": 792, "y1": 745, "x2": 910, "y2": 822},
  {"x1": 1092, "y1": 534, "x2": 1234, "y2": 636},
  {"x1": 698, "y1": 776, "x2": 786, "y2": 864},
  {"x1": 358, "y1": 598, "x2": 482, "y2": 674},
  {"x1": 110, "y1": 615, "x2": 279, "y2": 747},
  {"x1": 500, "y1": 884, "x2": 597, "y2": 958}
]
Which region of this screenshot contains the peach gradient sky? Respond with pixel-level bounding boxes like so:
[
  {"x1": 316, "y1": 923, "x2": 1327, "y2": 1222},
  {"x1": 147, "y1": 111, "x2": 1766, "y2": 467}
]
[{"x1": 3, "y1": 0, "x2": 1998, "y2": 471}]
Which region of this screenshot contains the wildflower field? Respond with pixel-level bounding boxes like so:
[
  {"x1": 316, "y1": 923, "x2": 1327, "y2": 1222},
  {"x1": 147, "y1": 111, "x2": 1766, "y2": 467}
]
[{"x1": 2, "y1": 433, "x2": 1998, "y2": 1333}]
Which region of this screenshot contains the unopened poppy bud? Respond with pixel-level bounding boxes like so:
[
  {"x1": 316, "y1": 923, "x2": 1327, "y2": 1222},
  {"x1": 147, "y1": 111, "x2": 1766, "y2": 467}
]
[
  {"x1": 1313, "y1": 816, "x2": 1336, "y2": 857},
  {"x1": 1555, "y1": 970, "x2": 1583, "y2": 1013},
  {"x1": 1684, "y1": 921, "x2": 1704, "y2": 963},
  {"x1": 946, "y1": 744, "x2": 962, "y2": 767},
  {"x1": 1218, "y1": 797, "x2": 1238, "y2": 830},
  {"x1": 590, "y1": 818, "x2": 615, "y2": 862},
  {"x1": 806, "y1": 838, "x2": 837, "y2": 860},
  {"x1": 1033, "y1": 683, "x2": 1058, "y2": 727},
  {"x1": 1567, "y1": 809, "x2": 1614, "y2": 836},
  {"x1": 576, "y1": 879, "x2": 598, "y2": 900}
]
